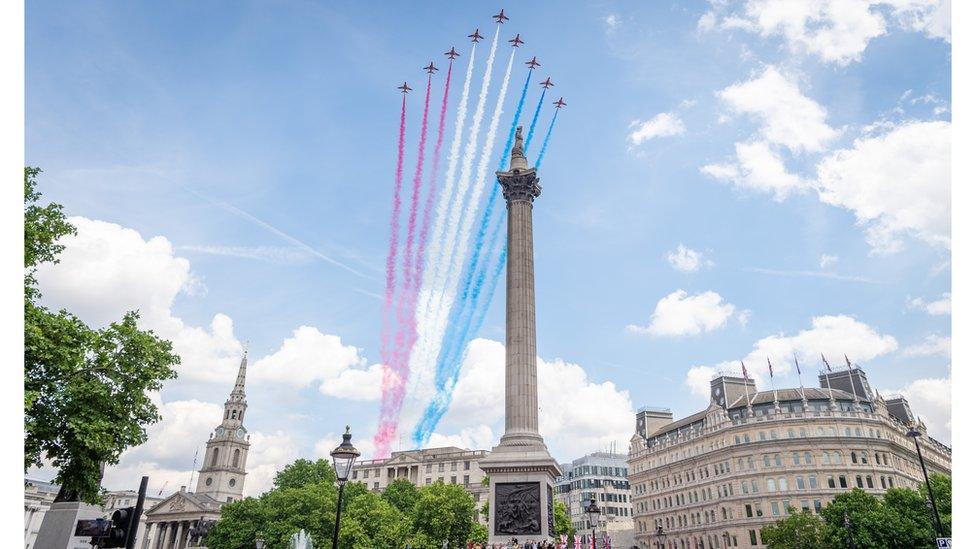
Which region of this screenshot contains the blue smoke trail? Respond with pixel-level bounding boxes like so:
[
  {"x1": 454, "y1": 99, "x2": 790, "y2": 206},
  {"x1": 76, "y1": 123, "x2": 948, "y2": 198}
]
[
  {"x1": 535, "y1": 109, "x2": 559, "y2": 169},
  {"x1": 523, "y1": 89, "x2": 547, "y2": 152},
  {"x1": 412, "y1": 70, "x2": 534, "y2": 444}
]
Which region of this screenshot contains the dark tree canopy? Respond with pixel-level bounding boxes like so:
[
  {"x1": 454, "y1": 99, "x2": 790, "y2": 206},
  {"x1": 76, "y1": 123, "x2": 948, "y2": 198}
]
[{"x1": 24, "y1": 167, "x2": 179, "y2": 503}]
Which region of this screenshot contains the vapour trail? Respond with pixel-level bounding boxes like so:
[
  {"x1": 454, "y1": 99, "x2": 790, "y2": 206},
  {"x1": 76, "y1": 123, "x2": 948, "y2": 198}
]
[
  {"x1": 375, "y1": 94, "x2": 408, "y2": 457},
  {"x1": 401, "y1": 74, "x2": 432, "y2": 304},
  {"x1": 534, "y1": 109, "x2": 559, "y2": 168},
  {"x1": 401, "y1": 28, "x2": 501, "y2": 436},
  {"x1": 523, "y1": 89, "x2": 547, "y2": 151},
  {"x1": 413, "y1": 51, "x2": 519, "y2": 444}
]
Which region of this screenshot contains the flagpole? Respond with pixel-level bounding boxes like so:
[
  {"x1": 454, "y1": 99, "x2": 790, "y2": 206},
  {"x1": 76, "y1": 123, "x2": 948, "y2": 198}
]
[
  {"x1": 741, "y1": 361, "x2": 753, "y2": 416},
  {"x1": 821, "y1": 353, "x2": 837, "y2": 411},
  {"x1": 794, "y1": 353, "x2": 808, "y2": 411},
  {"x1": 767, "y1": 357, "x2": 779, "y2": 412},
  {"x1": 845, "y1": 354, "x2": 861, "y2": 406}
]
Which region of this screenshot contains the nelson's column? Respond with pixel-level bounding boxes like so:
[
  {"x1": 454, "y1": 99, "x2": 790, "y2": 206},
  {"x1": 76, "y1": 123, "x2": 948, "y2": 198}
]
[{"x1": 480, "y1": 126, "x2": 562, "y2": 544}]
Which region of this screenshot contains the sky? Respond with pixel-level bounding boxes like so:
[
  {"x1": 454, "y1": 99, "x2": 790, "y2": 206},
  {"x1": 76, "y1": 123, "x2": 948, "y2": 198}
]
[{"x1": 26, "y1": 0, "x2": 951, "y2": 496}]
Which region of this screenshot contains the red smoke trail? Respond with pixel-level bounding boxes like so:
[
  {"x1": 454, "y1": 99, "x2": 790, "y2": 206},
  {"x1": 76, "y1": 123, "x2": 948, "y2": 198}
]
[
  {"x1": 414, "y1": 61, "x2": 453, "y2": 297},
  {"x1": 400, "y1": 74, "x2": 433, "y2": 317},
  {"x1": 376, "y1": 94, "x2": 407, "y2": 457}
]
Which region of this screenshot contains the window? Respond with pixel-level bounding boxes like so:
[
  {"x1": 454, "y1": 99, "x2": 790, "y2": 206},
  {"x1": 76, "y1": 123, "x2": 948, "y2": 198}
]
[
  {"x1": 845, "y1": 427, "x2": 852, "y2": 437},
  {"x1": 774, "y1": 455, "x2": 782, "y2": 467},
  {"x1": 425, "y1": 478, "x2": 431, "y2": 485},
  {"x1": 799, "y1": 428, "x2": 807, "y2": 437},
  {"x1": 779, "y1": 478, "x2": 788, "y2": 491},
  {"x1": 788, "y1": 428, "x2": 796, "y2": 438},
  {"x1": 760, "y1": 431, "x2": 767, "y2": 441},
  {"x1": 792, "y1": 452, "x2": 800, "y2": 466},
  {"x1": 851, "y1": 451, "x2": 858, "y2": 464},
  {"x1": 814, "y1": 500, "x2": 822, "y2": 513},
  {"x1": 735, "y1": 435, "x2": 741, "y2": 444},
  {"x1": 373, "y1": 482, "x2": 379, "y2": 490},
  {"x1": 211, "y1": 448, "x2": 219, "y2": 466},
  {"x1": 232, "y1": 449, "x2": 240, "y2": 468},
  {"x1": 771, "y1": 430, "x2": 779, "y2": 440},
  {"x1": 827, "y1": 476, "x2": 836, "y2": 488},
  {"x1": 866, "y1": 476, "x2": 874, "y2": 489},
  {"x1": 839, "y1": 475, "x2": 848, "y2": 488},
  {"x1": 763, "y1": 455, "x2": 771, "y2": 468},
  {"x1": 751, "y1": 480, "x2": 759, "y2": 493},
  {"x1": 822, "y1": 451, "x2": 830, "y2": 465},
  {"x1": 881, "y1": 476, "x2": 887, "y2": 489},
  {"x1": 767, "y1": 479, "x2": 776, "y2": 492},
  {"x1": 804, "y1": 452, "x2": 813, "y2": 465},
  {"x1": 426, "y1": 464, "x2": 432, "y2": 473},
  {"x1": 808, "y1": 475, "x2": 818, "y2": 489},
  {"x1": 796, "y1": 476, "x2": 805, "y2": 490},
  {"x1": 745, "y1": 504, "x2": 753, "y2": 518},
  {"x1": 749, "y1": 530, "x2": 758, "y2": 546},
  {"x1": 856, "y1": 475, "x2": 863, "y2": 488},
  {"x1": 451, "y1": 476, "x2": 457, "y2": 484},
  {"x1": 463, "y1": 475, "x2": 470, "y2": 484},
  {"x1": 860, "y1": 451, "x2": 869, "y2": 464},
  {"x1": 464, "y1": 461, "x2": 471, "y2": 470},
  {"x1": 438, "y1": 463, "x2": 445, "y2": 472},
  {"x1": 229, "y1": 478, "x2": 236, "y2": 487},
  {"x1": 741, "y1": 481, "x2": 749, "y2": 494},
  {"x1": 771, "y1": 501, "x2": 780, "y2": 516},
  {"x1": 833, "y1": 452, "x2": 842, "y2": 465}
]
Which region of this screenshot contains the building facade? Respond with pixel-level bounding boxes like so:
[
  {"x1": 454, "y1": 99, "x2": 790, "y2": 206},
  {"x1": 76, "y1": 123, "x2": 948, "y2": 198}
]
[
  {"x1": 24, "y1": 477, "x2": 59, "y2": 549},
  {"x1": 628, "y1": 367, "x2": 951, "y2": 549},
  {"x1": 555, "y1": 452, "x2": 634, "y2": 547},
  {"x1": 142, "y1": 350, "x2": 252, "y2": 549},
  {"x1": 351, "y1": 446, "x2": 489, "y2": 522}
]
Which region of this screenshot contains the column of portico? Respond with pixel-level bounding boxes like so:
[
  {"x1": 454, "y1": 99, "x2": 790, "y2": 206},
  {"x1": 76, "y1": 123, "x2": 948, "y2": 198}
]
[
  {"x1": 173, "y1": 521, "x2": 185, "y2": 549},
  {"x1": 163, "y1": 522, "x2": 175, "y2": 549},
  {"x1": 141, "y1": 522, "x2": 154, "y2": 549}
]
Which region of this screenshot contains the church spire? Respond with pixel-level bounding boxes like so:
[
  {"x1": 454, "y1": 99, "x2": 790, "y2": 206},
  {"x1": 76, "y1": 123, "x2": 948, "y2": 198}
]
[
  {"x1": 230, "y1": 344, "x2": 248, "y2": 401},
  {"x1": 509, "y1": 126, "x2": 528, "y2": 171}
]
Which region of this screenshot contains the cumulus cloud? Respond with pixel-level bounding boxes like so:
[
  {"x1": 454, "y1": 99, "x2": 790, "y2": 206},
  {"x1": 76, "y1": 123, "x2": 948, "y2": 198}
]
[
  {"x1": 903, "y1": 334, "x2": 950, "y2": 357},
  {"x1": 819, "y1": 254, "x2": 838, "y2": 269},
  {"x1": 816, "y1": 120, "x2": 950, "y2": 253},
  {"x1": 907, "y1": 293, "x2": 951, "y2": 315},
  {"x1": 666, "y1": 244, "x2": 713, "y2": 273},
  {"x1": 628, "y1": 290, "x2": 740, "y2": 337},
  {"x1": 717, "y1": 66, "x2": 838, "y2": 153},
  {"x1": 701, "y1": 0, "x2": 949, "y2": 66},
  {"x1": 884, "y1": 376, "x2": 951, "y2": 443},
  {"x1": 436, "y1": 339, "x2": 635, "y2": 461},
  {"x1": 629, "y1": 113, "x2": 686, "y2": 145},
  {"x1": 685, "y1": 315, "x2": 899, "y2": 396},
  {"x1": 702, "y1": 141, "x2": 811, "y2": 201}
]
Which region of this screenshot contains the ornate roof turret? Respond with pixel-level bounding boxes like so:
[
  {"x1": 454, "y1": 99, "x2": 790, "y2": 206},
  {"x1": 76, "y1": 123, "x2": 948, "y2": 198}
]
[{"x1": 229, "y1": 345, "x2": 247, "y2": 403}]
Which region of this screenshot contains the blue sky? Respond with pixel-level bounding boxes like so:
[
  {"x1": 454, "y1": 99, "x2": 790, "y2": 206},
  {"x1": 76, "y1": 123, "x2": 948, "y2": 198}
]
[{"x1": 27, "y1": 1, "x2": 950, "y2": 494}]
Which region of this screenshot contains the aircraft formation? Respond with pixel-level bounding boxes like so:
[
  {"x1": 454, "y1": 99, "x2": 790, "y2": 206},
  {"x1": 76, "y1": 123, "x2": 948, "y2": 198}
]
[{"x1": 395, "y1": 7, "x2": 566, "y2": 114}]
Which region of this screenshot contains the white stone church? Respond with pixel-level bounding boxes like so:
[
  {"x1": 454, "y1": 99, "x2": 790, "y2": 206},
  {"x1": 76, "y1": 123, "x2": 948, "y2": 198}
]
[{"x1": 140, "y1": 351, "x2": 252, "y2": 549}]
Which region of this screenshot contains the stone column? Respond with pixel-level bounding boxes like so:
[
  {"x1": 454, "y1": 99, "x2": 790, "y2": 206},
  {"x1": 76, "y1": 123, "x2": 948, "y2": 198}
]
[
  {"x1": 162, "y1": 522, "x2": 174, "y2": 549},
  {"x1": 172, "y1": 522, "x2": 184, "y2": 549},
  {"x1": 141, "y1": 522, "x2": 154, "y2": 549}
]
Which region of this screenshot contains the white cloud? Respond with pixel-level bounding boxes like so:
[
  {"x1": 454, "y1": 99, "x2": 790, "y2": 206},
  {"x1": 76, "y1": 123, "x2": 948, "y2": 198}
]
[
  {"x1": 908, "y1": 293, "x2": 951, "y2": 315},
  {"x1": 629, "y1": 113, "x2": 686, "y2": 145},
  {"x1": 436, "y1": 339, "x2": 635, "y2": 461},
  {"x1": 685, "y1": 315, "x2": 899, "y2": 395},
  {"x1": 628, "y1": 290, "x2": 740, "y2": 337},
  {"x1": 819, "y1": 254, "x2": 838, "y2": 269},
  {"x1": 244, "y1": 431, "x2": 301, "y2": 496},
  {"x1": 667, "y1": 244, "x2": 713, "y2": 273},
  {"x1": 885, "y1": 376, "x2": 951, "y2": 443},
  {"x1": 702, "y1": 141, "x2": 811, "y2": 201},
  {"x1": 816, "y1": 120, "x2": 950, "y2": 253},
  {"x1": 252, "y1": 326, "x2": 382, "y2": 400},
  {"x1": 701, "y1": 0, "x2": 948, "y2": 65},
  {"x1": 718, "y1": 67, "x2": 837, "y2": 153},
  {"x1": 902, "y1": 334, "x2": 950, "y2": 357},
  {"x1": 179, "y1": 245, "x2": 311, "y2": 264},
  {"x1": 605, "y1": 14, "x2": 620, "y2": 30}
]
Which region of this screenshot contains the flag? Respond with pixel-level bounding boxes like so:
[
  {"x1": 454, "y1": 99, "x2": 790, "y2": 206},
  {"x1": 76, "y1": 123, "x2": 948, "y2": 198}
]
[
  {"x1": 740, "y1": 360, "x2": 749, "y2": 379},
  {"x1": 767, "y1": 357, "x2": 774, "y2": 378},
  {"x1": 821, "y1": 353, "x2": 832, "y2": 372},
  {"x1": 574, "y1": 535, "x2": 582, "y2": 549}
]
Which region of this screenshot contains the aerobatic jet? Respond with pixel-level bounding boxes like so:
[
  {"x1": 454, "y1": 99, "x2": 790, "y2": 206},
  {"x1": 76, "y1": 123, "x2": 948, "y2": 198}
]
[
  {"x1": 539, "y1": 77, "x2": 554, "y2": 89},
  {"x1": 398, "y1": 82, "x2": 412, "y2": 94},
  {"x1": 525, "y1": 56, "x2": 541, "y2": 69},
  {"x1": 493, "y1": 9, "x2": 509, "y2": 23},
  {"x1": 468, "y1": 28, "x2": 484, "y2": 43},
  {"x1": 445, "y1": 47, "x2": 460, "y2": 60},
  {"x1": 553, "y1": 97, "x2": 567, "y2": 108},
  {"x1": 423, "y1": 62, "x2": 438, "y2": 74},
  {"x1": 508, "y1": 33, "x2": 524, "y2": 47}
]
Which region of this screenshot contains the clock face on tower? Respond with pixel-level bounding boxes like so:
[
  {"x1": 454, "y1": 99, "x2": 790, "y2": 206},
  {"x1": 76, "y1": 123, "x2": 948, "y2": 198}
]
[
  {"x1": 236, "y1": 428, "x2": 245, "y2": 439},
  {"x1": 216, "y1": 427, "x2": 225, "y2": 437}
]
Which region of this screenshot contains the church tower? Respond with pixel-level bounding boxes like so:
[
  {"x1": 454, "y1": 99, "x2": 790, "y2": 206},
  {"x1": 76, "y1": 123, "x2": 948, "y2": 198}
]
[{"x1": 195, "y1": 349, "x2": 250, "y2": 503}]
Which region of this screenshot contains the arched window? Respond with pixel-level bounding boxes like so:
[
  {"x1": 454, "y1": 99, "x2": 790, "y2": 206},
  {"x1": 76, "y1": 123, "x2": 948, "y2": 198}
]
[
  {"x1": 211, "y1": 448, "x2": 219, "y2": 466},
  {"x1": 233, "y1": 448, "x2": 241, "y2": 468},
  {"x1": 231, "y1": 410, "x2": 237, "y2": 420}
]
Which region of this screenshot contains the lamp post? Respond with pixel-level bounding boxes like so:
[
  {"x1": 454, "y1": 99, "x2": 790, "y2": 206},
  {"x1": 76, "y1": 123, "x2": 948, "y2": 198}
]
[
  {"x1": 653, "y1": 526, "x2": 666, "y2": 549},
  {"x1": 907, "y1": 425, "x2": 945, "y2": 537},
  {"x1": 585, "y1": 498, "x2": 600, "y2": 549},
  {"x1": 330, "y1": 426, "x2": 361, "y2": 549}
]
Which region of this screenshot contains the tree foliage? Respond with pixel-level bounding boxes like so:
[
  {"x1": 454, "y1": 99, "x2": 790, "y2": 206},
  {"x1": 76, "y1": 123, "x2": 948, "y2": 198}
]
[
  {"x1": 23, "y1": 167, "x2": 179, "y2": 503},
  {"x1": 553, "y1": 498, "x2": 575, "y2": 539},
  {"x1": 759, "y1": 508, "x2": 824, "y2": 549},
  {"x1": 208, "y1": 460, "x2": 483, "y2": 549}
]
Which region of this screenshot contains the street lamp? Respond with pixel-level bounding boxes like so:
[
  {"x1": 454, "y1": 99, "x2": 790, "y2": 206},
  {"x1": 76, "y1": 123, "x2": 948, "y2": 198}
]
[
  {"x1": 907, "y1": 425, "x2": 945, "y2": 538},
  {"x1": 585, "y1": 498, "x2": 600, "y2": 549},
  {"x1": 653, "y1": 526, "x2": 666, "y2": 549},
  {"x1": 330, "y1": 426, "x2": 361, "y2": 549}
]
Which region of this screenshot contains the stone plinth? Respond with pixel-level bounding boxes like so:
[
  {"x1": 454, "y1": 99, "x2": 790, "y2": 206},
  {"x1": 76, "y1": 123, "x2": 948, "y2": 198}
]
[{"x1": 33, "y1": 501, "x2": 104, "y2": 549}]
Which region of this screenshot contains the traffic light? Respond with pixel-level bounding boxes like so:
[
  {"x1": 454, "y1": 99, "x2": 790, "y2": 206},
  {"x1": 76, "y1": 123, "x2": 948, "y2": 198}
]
[{"x1": 95, "y1": 507, "x2": 135, "y2": 548}]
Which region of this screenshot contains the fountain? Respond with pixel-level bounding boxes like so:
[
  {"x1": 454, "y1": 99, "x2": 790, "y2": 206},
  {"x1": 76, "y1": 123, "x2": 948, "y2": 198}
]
[{"x1": 289, "y1": 529, "x2": 314, "y2": 549}]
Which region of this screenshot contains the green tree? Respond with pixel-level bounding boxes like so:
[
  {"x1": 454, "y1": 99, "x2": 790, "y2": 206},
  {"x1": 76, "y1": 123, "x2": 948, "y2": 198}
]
[
  {"x1": 468, "y1": 522, "x2": 488, "y2": 544},
  {"x1": 383, "y1": 478, "x2": 421, "y2": 515},
  {"x1": 24, "y1": 167, "x2": 180, "y2": 503},
  {"x1": 821, "y1": 489, "x2": 903, "y2": 548},
  {"x1": 553, "y1": 498, "x2": 575, "y2": 539},
  {"x1": 882, "y1": 487, "x2": 937, "y2": 546},
  {"x1": 272, "y1": 458, "x2": 337, "y2": 490},
  {"x1": 924, "y1": 472, "x2": 952, "y2": 535},
  {"x1": 410, "y1": 481, "x2": 476, "y2": 548},
  {"x1": 759, "y1": 508, "x2": 825, "y2": 548}
]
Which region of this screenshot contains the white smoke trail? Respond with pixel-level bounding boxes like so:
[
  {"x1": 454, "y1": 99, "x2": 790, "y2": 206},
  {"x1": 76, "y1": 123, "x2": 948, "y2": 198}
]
[{"x1": 401, "y1": 31, "x2": 499, "y2": 430}]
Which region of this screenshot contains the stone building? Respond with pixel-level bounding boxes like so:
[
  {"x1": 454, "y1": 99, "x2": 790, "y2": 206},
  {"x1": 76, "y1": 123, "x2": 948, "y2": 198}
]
[
  {"x1": 24, "y1": 477, "x2": 59, "y2": 549},
  {"x1": 555, "y1": 452, "x2": 635, "y2": 547},
  {"x1": 628, "y1": 367, "x2": 951, "y2": 549},
  {"x1": 351, "y1": 446, "x2": 490, "y2": 522},
  {"x1": 141, "y1": 350, "x2": 252, "y2": 549}
]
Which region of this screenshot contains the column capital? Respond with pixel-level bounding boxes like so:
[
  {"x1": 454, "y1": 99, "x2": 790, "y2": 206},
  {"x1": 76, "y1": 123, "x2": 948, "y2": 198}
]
[{"x1": 497, "y1": 168, "x2": 541, "y2": 203}]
